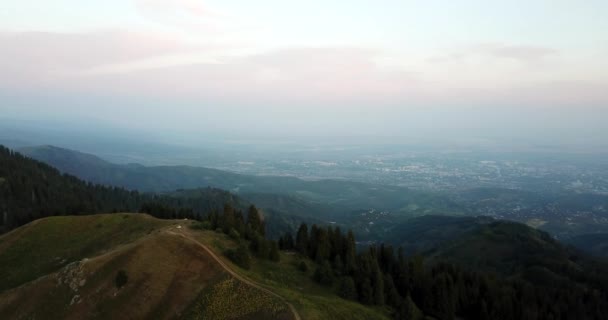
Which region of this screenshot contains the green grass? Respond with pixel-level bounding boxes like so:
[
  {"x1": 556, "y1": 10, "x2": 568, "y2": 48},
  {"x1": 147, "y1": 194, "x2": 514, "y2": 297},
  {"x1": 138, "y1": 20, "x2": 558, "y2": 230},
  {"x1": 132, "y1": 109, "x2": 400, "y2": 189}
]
[
  {"x1": 185, "y1": 276, "x2": 292, "y2": 320},
  {"x1": 0, "y1": 214, "x2": 390, "y2": 319},
  {"x1": 0, "y1": 213, "x2": 171, "y2": 291},
  {"x1": 192, "y1": 229, "x2": 390, "y2": 320}
]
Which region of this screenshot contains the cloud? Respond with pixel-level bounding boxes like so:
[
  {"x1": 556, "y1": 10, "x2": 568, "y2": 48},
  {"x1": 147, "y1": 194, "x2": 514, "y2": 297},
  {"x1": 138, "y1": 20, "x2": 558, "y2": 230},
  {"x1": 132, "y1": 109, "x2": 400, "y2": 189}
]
[
  {"x1": 0, "y1": 34, "x2": 421, "y2": 100},
  {"x1": 429, "y1": 43, "x2": 558, "y2": 65},
  {"x1": 53, "y1": 46, "x2": 420, "y2": 105},
  {"x1": 0, "y1": 30, "x2": 202, "y2": 87},
  {"x1": 484, "y1": 44, "x2": 558, "y2": 63},
  {"x1": 135, "y1": 0, "x2": 212, "y2": 17},
  {"x1": 135, "y1": 0, "x2": 225, "y2": 32},
  {"x1": 0, "y1": 29, "x2": 604, "y2": 109}
]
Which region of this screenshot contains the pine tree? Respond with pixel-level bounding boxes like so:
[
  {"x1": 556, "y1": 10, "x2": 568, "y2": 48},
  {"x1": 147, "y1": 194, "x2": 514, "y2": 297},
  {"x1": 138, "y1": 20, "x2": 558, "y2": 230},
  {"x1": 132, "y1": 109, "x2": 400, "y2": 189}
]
[
  {"x1": 372, "y1": 267, "x2": 385, "y2": 306},
  {"x1": 338, "y1": 276, "x2": 358, "y2": 300},
  {"x1": 284, "y1": 232, "x2": 295, "y2": 250},
  {"x1": 246, "y1": 205, "x2": 264, "y2": 236},
  {"x1": 359, "y1": 278, "x2": 374, "y2": 305},
  {"x1": 333, "y1": 255, "x2": 344, "y2": 276},
  {"x1": 384, "y1": 274, "x2": 401, "y2": 308},
  {"x1": 314, "y1": 228, "x2": 331, "y2": 263},
  {"x1": 396, "y1": 295, "x2": 423, "y2": 320},
  {"x1": 249, "y1": 235, "x2": 270, "y2": 259},
  {"x1": 429, "y1": 273, "x2": 455, "y2": 320},
  {"x1": 296, "y1": 223, "x2": 309, "y2": 255},
  {"x1": 313, "y1": 260, "x2": 334, "y2": 286},
  {"x1": 222, "y1": 203, "x2": 235, "y2": 234},
  {"x1": 269, "y1": 240, "x2": 280, "y2": 262}
]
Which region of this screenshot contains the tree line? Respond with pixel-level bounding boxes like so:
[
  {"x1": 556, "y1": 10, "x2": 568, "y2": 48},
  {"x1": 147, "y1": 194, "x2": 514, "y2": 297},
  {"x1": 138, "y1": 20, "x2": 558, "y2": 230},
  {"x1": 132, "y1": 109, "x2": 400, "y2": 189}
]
[
  {"x1": 277, "y1": 222, "x2": 608, "y2": 320},
  {"x1": 0, "y1": 145, "x2": 240, "y2": 231},
  {"x1": 191, "y1": 203, "x2": 280, "y2": 269},
  {"x1": 183, "y1": 199, "x2": 608, "y2": 320}
]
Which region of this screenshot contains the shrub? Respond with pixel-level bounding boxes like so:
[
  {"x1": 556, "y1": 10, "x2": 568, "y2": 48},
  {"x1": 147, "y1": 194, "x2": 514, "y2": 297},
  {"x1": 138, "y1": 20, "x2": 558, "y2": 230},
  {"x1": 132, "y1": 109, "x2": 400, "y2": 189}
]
[
  {"x1": 338, "y1": 276, "x2": 357, "y2": 300},
  {"x1": 115, "y1": 269, "x2": 128, "y2": 288},
  {"x1": 189, "y1": 221, "x2": 213, "y2": 230},
  {"x1": 226, "y1": 244, "x2": 251, "y2": 270},
  {"x1": 229, "y1": 228, "x2": 241, "y2": 240},
  {"x1": 269, "y1": 241, "x2": 280, "y2": 262},
  {"x1": 313, "y1": 260, "x2": 334, "y2": 286}
]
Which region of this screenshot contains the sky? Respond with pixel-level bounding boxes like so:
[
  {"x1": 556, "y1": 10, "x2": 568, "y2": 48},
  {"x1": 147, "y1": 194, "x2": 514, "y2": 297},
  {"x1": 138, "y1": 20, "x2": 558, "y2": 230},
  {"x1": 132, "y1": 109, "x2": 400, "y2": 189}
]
[{"x1": 0, "y1": 0, "x2": 607, "y2": 146}]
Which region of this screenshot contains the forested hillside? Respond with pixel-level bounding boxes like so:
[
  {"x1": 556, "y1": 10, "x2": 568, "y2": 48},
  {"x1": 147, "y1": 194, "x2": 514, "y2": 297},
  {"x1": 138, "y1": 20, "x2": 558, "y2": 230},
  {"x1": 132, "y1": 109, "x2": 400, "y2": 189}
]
[
  {"x1": 276, "y1": 220, "x2": 608, "y2": 320},
  {"x1": 180, "y1": 205, "x2": 608, "y2": 320},
  {"x1": 4, "y1": 144, "x2": 608, "y2": 319},
  {"x1": 0, "y1": 145, "x2": 245, "y2": 231}
]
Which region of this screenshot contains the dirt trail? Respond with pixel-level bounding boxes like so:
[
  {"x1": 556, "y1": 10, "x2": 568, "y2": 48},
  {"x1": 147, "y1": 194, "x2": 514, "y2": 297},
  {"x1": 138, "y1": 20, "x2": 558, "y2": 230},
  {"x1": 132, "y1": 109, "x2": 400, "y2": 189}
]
[{"x1": 166, "y1": 228, "x2": 302, "y2": 320}]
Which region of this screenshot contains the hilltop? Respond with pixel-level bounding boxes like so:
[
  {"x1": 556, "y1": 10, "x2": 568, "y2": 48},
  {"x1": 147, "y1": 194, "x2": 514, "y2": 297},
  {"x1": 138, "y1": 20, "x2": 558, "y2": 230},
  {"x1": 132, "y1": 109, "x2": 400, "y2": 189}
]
[{"x1": 0, "y1": 214, "x2": 389, "y2": 320}]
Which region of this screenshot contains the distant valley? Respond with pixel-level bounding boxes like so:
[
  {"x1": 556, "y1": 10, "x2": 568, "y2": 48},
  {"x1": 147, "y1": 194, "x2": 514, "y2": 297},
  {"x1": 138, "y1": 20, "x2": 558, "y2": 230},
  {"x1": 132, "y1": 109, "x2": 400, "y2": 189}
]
[{"x1": 19, "y1": 145, "x2": 608, "y2": 247}]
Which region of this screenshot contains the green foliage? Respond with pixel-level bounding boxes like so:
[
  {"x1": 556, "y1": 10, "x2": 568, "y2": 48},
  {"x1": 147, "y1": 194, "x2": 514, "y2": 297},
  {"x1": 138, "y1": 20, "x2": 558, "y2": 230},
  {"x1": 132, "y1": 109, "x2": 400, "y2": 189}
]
[
  {"x1": 269, "y1": 241, "x2": 281, "y2": 262},
  {"x1": 228, "y1": 228, "x2": 241, "y2": 240},
  {"x1": 249, "y1": 235, "x2": 270, "y2": 259},
  {"x1": 246, "y1": 205, "x2": 265, "y2": 236},
  {"x1": 188, "y1": 221, "x2": 207, "y2": 230},
  {"x1": 0, "y1": 145, "x2": 250, "y2": 232},
  {"x1": 395, "y1": 295, "x2": 423, "y2": 320},
  {"x1": 279, "y1": 221, "x2": 608, "y2": 320},
  {"x1": 296, "y1": 223, "x2": 309, "y2": 255},
  {"x1": 185, "y1": 277, "x2": 291, "y2": 320},
  {"x1": 428, "y1": 273, "x2": 455, "y2": 320},
  {"x1": 226, "y1": 244, "x2": 252, "y2": 270},
  {"x1": 337, "y1": 276, "x2": 357, "y2": 300},
  {"x1": 196, "y1": 228, "x2": 390, "y2": 320},
  {"x1": 313, "y1": 260, "x2": 334, "y2": 286},
  {"x1": 278, "y1": 232, "x2": 295, "y2": 250}
]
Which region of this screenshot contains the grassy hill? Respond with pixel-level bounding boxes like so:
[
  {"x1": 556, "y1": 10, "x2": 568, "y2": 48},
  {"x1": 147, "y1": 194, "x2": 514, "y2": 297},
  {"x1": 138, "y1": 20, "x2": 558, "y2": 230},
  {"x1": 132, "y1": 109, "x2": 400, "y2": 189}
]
[{"x1": 0, "y1": 214, "x2": 389, "y2": 320}]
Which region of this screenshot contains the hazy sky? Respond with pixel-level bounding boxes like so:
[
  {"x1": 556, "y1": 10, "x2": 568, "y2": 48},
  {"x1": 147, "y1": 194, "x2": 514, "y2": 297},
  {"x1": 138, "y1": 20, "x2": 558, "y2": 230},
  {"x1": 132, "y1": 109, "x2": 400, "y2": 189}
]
[{"x1": 0, "y1": 0, "x2": 607, "y2": 145}]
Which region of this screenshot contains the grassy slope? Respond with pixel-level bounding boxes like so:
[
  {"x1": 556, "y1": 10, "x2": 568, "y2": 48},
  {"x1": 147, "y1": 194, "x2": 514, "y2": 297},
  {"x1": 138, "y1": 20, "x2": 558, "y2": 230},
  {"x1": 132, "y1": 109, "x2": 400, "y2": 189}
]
[
  {"x1": 188, "y1": 227, "x2": 390, "y2": 320},
  {"x1": 0, "y1": 213, "x2": 170, "y2": 291},
  {"x1": 0, "y1": 214, "x2": 387, "y2": 320},
  {"x1": 1, "y1": 232, "x2": 219, "y2": 319},
  {"x1": 185, "y1": 277, "x2": 293, "y2": 320},
  {"x1": 0, "y1": 214, "x2": 294, "y2": 320}
]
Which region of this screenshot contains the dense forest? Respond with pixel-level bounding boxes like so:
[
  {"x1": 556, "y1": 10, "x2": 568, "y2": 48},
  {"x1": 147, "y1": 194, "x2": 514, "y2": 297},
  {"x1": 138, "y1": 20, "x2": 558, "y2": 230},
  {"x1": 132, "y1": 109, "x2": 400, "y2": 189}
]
[
  {"x1": 203, "y1": 206, "x2": 608, "y2": 320},
  {"x1": 287, "y1": 223, "x2": 608, "y2": 320},
  {"x1": 0, "y1": 145, "x2": 242, "y2": 231}
]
